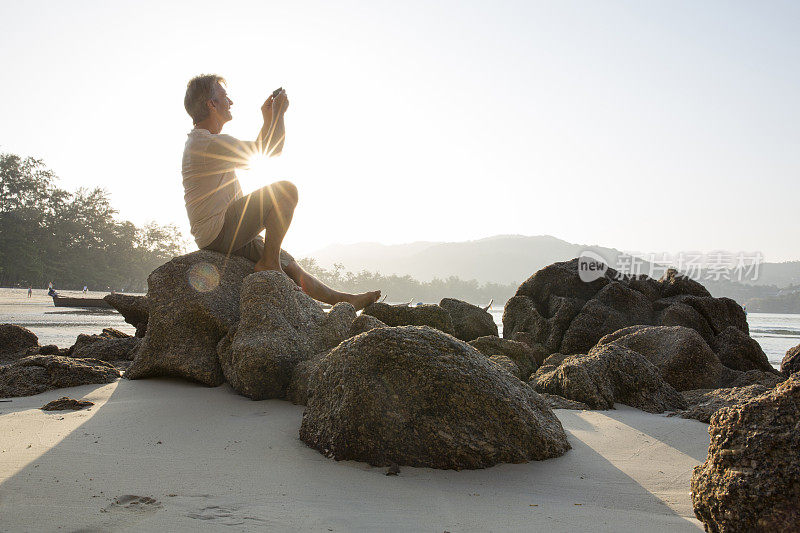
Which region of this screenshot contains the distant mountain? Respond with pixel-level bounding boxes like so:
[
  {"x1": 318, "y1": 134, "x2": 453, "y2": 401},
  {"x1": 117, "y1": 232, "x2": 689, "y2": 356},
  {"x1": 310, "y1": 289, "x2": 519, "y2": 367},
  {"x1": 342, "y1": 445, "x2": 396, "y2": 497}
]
[
  {"x1": 307, "y1": 235, "x2": 631, "y2": 284},
  {"x1": 307, "y1": 234, "x2": 800, "y2": 290}
]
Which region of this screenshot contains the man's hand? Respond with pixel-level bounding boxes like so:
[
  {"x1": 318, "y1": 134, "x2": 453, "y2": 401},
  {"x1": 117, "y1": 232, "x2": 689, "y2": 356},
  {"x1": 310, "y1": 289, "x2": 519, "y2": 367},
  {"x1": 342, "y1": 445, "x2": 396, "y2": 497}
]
[
  {"x1": 273, "y1": 89, "x2": 289, "y2": 115},
  {"x1": 261, "y1": 89, "x2": 289, "y2": 123}
]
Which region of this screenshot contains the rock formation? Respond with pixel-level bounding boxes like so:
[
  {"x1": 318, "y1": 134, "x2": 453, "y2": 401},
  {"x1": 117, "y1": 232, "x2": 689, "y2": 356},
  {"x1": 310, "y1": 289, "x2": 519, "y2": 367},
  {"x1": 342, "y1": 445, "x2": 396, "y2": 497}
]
[
  {"x1": 530, "y1": 343, "x2": 687, "y2": 413},
  {"x1": 439, "y1": 298, "x2": 498, "y2": 341},
  {"x1": 0, "y1": 355, "x2": 120, "y2": 398},
  {"x1": 362, "y1": 302, "x2": 455, "y2": 336},
  {"x1": 691, "y1": 374, "x2": 800, "y2": 531},
  {"x1": 346, "y1": 314, "x2": 387, "y2": 338},
  {"x1": 677, "y1": 384, "x2": 773, "y2": 423},
  {"x1": 503, "y1": 260, "x2": 765, "y2": 380},
  {"x1": 595, "y1": 325, "x2": 723, "y2": 391},
  {"x1": 781, "y1": 343, "x2": 800, "y2": 376},
  {"x1": 300, "y1": 326, "x2": 570, "y2": 469},
  {"x1": 0, "y1": 324, "x2": 39, "y2": 361},
  {"x1": 125, "y1": 250, "x2": 254, "y2": 386},
  {"x1": 104, "y1": 293, "x2": 149, "y2": 337},
  {"x1": 218, "y1": 271, "x2": 356, "y2": 400},
  {"x1": 468, "y1": 336, "x2": 544, "y2": 380},
  {"x1": 69, "y1": 328, "x2": 141, "y2": 368}
]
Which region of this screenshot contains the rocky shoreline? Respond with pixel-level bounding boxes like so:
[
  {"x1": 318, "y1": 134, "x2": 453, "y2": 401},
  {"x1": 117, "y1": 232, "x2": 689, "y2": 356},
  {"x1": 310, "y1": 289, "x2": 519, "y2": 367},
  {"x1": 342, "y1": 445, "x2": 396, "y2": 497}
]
[{"x1": 2, "y1": 251, "x2": 798, "y2": 531}]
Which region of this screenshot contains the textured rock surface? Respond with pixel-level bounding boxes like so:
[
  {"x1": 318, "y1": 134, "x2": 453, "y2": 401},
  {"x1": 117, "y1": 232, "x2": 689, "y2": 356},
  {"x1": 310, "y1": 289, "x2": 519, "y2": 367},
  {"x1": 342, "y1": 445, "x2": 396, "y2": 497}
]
[
  {"x1": 362, "y1": 302, "x2": 455, "y2": 336},
  {"x1": 41, "y1": 397, "x2": 94, "y2": 411},
  {"x1": 678, "y1": 385, "x2": 772, "y2": 423},
  {"x1": 538, "y1": 393, "x2": 590, "y2": 410},
  {"x1": 503, "y1": 260, "x2": 755, "y2": 377},
  {"x1": 710, "y1": 326, "x2": 772, "y2": 372},
  {"x1": 0, "y1": 355, "x2": 120, "y2": 398},
  {"x1": 439, "y1": 298, "x2": 498, "y2": 342},
  {"x1": 69, "y1": 330, "x2": 141, "y2": 363},
  {"x1": 104, "y1": 293, "x2": 149, "y2": 337},
  {"x1": 488, "y1": 354, "x2": 521, "y2": 379},
  {"x1": 717, "y1": 367, "x2": 786, "y2": 389},
  {"x1": 299, "y1": 326, "x2": 570, "y2": 469},
  {"x1": 126, "y1": 250, "x2": 254, "y2": 386},
  {"x1": 0, "y1": 324, "x2": 39, "y2": 360},
  {"x1": 468, "y1": 336, "x2": 543, "y2": 380},
  {"x1": 691, "y1": 374, "x2": 800, "y2": 531},
  {"x1": 346, "y1": 314, "x2": 387, "y2": 338},
  {"x1": 596, "y1": 325, "x2": 723, "y2": 391},
  {"x1": 218, "y1": 272, "x2": 356, "y2": 400},
  {"x1": 530, "y1": 343, "x2": 686, "y2": 413},
  {"x1": 781, "y1": 343, "x2": 800, "y2": 376}
]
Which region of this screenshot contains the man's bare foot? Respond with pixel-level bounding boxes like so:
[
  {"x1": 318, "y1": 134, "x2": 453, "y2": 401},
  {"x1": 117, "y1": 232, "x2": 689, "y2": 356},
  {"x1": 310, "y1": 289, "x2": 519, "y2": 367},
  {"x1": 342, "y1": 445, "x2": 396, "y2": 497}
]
[
  {"x1": 346, "y1": 290, "x2": 381, "y2": 311},
  {"x1": 254, "y1": 259, "x2": 285, "y2": 276}
]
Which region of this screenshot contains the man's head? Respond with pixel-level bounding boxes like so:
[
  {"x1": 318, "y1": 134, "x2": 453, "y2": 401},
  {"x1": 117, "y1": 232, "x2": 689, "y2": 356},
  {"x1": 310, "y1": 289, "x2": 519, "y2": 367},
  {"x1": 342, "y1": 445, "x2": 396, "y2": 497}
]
[{"x1": 184, "y1": 74, "x2": 233, "y2": 126}]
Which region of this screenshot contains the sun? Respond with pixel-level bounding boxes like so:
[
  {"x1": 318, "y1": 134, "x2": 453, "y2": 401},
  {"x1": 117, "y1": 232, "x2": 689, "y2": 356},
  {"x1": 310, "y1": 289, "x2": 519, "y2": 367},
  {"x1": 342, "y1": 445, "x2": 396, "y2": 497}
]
[{"x1": 237, "y1": 153, "x2": 271, "y2": 193}]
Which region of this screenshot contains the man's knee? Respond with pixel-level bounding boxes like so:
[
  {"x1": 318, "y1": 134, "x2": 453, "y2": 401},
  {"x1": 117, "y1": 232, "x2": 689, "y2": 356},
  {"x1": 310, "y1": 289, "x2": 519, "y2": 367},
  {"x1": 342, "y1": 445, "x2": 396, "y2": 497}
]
[{"x1": 274, "y1": 180, "x2": 298, "y2": 206}]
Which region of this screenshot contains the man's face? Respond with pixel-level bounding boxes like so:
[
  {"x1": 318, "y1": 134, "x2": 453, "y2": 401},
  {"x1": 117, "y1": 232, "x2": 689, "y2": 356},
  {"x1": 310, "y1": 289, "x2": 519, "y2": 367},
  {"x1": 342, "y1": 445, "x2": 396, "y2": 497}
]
[{"x1": 209, "y1": 82, "x2": 233, "y2": 123}]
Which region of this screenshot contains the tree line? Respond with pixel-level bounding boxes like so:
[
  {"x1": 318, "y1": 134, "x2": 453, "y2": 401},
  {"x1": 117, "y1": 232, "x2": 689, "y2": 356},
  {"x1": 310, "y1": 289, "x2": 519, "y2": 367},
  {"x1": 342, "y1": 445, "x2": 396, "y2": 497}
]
[
  {"x1": 0, "y1": 153, "x2": 186, "y2": 292},
  {"x1": 295, "y1": 258, "x2": 517, "y2": 306},
  {"x1": 0, "y1": 152, "x2": 519, "y2": 303}
]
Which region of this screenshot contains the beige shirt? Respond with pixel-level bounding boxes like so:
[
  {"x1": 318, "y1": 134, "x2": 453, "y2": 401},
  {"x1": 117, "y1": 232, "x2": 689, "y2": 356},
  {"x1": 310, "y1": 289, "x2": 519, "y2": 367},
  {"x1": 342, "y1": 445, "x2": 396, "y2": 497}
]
[{"x1": 181, "y1": 129, "x2": 256, "y2": 247}]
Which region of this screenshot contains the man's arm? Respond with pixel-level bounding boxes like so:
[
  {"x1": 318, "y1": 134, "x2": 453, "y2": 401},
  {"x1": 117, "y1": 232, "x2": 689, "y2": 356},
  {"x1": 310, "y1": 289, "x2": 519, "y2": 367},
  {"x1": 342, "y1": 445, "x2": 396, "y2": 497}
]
[{"x1": 258, "y1": 90, "x2": 289, "y2": 157}]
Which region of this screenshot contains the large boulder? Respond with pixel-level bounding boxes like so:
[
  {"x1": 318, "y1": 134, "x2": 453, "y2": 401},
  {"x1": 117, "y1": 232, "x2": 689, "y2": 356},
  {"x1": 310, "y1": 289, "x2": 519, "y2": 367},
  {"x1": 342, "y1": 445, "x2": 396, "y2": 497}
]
[
  {"x1": 468, "y1": 336, "x2": 544, "y2": 380},
  {"x1": 218, "y1": 271, "x2": 356, "y2": 400},
  {"x1": 504, "y1": 259, "x2": 756, "y2": 375},
  {"x1": 361, "y1": 302, "x2": 455, "y2": 336},
  {"x1": 438, "y1": 298, "x2": 497, "y2": 342},
  {"x1": 103, "y1": 294, "x2": 149, "y2": 337},
  {"x1": 0, "y1": 355, "x2": 120, "y2": 398},
  {"x1": 0, "y1": 324, "x2": 39, "y2": 361},
  {"x1": 299, "y1": 326, "x2": 570, "y2": 469},
  {"x1": 781, "y1": 343, "x2": 800, "y2": 376},
  {"x1": 596, "y1": 325, "x2": 723, "y2": 391},
  {"x1": 530, "y1": 343, "x2": 686, "y2": 413},
  {"x1": 125, "y1": 251, "x2": 254, "y2": 386},
  {"x1": 691, "y1": 374, "x2": 800, "y2": 531}
]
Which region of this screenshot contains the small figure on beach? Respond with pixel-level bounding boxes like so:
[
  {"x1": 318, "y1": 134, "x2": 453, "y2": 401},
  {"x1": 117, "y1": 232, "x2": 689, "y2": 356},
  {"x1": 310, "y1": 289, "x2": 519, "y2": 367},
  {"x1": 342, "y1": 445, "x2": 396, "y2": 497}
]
[
  {"x1": 182, "y1": 75, "x2": 380, "y2": 310},
  {"x1": 27, "y1": 286, "x2": 32, "y2": 298},
  {"x1": 82, "y1": 285, "x2": 87, "y2": 295}
]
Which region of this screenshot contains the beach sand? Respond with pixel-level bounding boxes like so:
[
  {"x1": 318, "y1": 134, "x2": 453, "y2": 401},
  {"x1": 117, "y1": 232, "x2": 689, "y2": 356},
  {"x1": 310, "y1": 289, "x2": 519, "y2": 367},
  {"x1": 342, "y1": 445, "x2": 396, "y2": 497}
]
[{"x1": 0, "y1": 379, "x2": 709, "y2": 532}]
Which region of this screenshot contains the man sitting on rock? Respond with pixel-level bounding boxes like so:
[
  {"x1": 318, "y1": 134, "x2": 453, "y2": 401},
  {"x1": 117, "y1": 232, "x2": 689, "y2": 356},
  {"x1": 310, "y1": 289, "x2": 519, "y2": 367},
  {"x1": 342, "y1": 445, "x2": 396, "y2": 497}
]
[{"x1": 182, "y1": 74, "x2": 380, "y2": 310}]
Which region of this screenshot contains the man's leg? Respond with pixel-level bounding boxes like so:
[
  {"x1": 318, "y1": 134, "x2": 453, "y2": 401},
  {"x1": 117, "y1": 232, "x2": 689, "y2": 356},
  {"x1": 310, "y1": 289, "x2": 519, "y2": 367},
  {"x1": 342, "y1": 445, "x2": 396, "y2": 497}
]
[
  {"x1": 253, "y1": 181, "x2": 298, "y2": 273},
  {"x1": 284, "y1": 260, "x2": 381, "y2": 311},
  {"x1": 205, "y1": 181, "x2": 298, "y2": 273}
]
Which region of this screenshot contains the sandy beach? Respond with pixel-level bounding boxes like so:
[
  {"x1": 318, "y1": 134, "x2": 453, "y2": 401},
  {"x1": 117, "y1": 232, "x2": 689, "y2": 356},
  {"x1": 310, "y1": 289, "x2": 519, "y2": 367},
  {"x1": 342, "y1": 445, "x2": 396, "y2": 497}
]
[{"x1": 0, "y1": 378, "x2": 709, "y2": 532}]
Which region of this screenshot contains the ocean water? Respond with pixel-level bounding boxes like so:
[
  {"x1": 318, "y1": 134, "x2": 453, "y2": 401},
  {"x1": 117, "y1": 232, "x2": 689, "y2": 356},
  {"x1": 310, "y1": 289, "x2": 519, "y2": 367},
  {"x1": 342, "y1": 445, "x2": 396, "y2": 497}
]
[{"x1": 0, "y1": 288, "x2": 793, "y2": 370}]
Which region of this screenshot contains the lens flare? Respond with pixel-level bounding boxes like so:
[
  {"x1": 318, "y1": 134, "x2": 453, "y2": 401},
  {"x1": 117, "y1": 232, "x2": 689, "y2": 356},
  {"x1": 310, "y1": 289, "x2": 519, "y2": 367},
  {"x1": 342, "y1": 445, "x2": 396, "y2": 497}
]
[{"x1": 187, "y1": 262, "x2": 220, "y2": 292}]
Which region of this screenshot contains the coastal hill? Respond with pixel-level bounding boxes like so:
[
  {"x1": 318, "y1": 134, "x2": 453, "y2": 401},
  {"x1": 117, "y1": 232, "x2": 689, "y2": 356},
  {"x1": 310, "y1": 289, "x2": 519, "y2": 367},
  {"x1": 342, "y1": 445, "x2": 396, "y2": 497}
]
[
  {"x1": 308, "y1": 235, "x2": 628, "y2": 285},
  {"x1": 309, "y1": 234, "x2": 800, "y2": 287}
]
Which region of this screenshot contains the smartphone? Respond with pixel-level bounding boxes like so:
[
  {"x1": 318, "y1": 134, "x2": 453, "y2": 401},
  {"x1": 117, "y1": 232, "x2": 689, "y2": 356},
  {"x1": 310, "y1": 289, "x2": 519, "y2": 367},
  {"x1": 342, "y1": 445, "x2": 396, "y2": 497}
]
[{"x1": 271, "y1": 87, "x2": 283, "y2": 98}]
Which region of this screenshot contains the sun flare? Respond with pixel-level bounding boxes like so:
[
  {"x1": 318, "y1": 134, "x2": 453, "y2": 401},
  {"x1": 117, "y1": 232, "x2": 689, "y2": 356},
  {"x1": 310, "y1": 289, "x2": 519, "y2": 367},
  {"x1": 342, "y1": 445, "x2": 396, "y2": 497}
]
[{"x1": 237, "y1": 153, "x2": 272, "y2": 194}]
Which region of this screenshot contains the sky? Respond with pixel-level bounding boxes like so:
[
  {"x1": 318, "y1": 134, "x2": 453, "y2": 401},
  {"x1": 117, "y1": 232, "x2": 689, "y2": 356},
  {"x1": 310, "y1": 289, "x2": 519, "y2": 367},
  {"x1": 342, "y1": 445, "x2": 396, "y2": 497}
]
[{"x1": 2, "y1": 0, "x2": 799, "y2": 260}]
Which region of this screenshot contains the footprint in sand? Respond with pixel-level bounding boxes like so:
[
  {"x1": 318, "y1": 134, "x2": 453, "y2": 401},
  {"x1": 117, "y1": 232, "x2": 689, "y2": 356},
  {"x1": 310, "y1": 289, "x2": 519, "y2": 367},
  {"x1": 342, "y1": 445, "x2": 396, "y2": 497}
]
[
  {"x1": 110, "y1": 495, "x2": 162, "y2": 511},
  {"x1": 187, "y1": 503, "x2": 268, "y2": 526}
]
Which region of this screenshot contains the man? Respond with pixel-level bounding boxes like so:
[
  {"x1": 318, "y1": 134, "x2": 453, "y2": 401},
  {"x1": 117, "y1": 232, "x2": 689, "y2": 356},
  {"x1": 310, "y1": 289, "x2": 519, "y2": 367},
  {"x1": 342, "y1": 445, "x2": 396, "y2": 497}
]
[{"x1": 182, "y1": 74, "x2": 380, "y2": 310}]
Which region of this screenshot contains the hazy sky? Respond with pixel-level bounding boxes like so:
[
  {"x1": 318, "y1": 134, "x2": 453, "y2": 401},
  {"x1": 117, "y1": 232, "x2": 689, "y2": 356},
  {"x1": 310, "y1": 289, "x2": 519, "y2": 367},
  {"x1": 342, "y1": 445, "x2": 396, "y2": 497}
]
[{"x1": 2, "y1": 1, "x2": 798, "y2": 260}]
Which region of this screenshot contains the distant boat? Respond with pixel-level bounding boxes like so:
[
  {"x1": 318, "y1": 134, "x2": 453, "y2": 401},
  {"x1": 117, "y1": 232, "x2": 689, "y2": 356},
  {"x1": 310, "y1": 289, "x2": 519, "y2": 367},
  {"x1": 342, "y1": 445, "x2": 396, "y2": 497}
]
[{"x1": 51, "y1": 294, "x2": 112, "y2": 309}]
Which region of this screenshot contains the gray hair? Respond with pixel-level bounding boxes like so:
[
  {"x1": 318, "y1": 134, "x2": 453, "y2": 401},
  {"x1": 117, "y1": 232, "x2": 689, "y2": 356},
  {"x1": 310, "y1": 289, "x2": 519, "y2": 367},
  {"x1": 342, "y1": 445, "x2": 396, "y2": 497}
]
[{"x1": 184, "y1": 74, "x2": 226, "y2": 124}]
